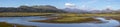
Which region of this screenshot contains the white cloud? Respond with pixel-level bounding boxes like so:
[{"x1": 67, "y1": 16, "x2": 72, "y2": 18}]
[
  {"x1": 65, "y1": 3, "x2": 76, "y2": 8},
  {"x1": 106, "y1": 5, "x2": 112, "y2": 9}
]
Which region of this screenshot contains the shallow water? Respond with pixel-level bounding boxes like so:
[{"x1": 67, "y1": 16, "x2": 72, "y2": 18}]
[{"x1": 0, "y1": 16, "x2": 119, "y2": 27}]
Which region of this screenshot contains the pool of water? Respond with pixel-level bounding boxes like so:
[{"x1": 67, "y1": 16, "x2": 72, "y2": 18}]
[{"x1": 0, "y1": 16, "x2": 119, "y2": 27}]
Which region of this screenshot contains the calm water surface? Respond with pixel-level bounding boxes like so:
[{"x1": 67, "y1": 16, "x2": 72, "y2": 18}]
[{"x1": 0, "y1": 16, "x2": 119, "y2": 27}]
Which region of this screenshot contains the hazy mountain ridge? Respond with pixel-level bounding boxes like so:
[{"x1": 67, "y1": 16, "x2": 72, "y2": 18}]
[
  {"x1": 62, "y1": 8, "x2": 120, "y2": 14},
  {"x1": 0, "y1": 5, "x2": 66, "y2": 13},
  {"x1": 0, "y1": 5, "x2": 120, "y2": 14}
]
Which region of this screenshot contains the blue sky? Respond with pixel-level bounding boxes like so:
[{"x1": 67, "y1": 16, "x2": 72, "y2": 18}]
[{"x1": 0, "y1": 0, "x2": 120, "y2": 10}]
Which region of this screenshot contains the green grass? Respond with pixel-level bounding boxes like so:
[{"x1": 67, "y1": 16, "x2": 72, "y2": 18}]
[
  {"x1": 59, "y1": 13, "x2": 120, "y2": 16},
  {"x1": 32, "y1": 17, "x2": 100, "y2": 23},
  {"x1": 0, "y1": 12, "x2": 54, "y2": 17},
  {"x1": 0, "y1": 22, "x2": 36, "y2": 27},
  {"x1": 31, "y1": 13, "x2": 120, "y2": 23},
  {"x1": 0, "y1": 12, "x2": 119, "y2": 17},
  {"x1": 0, "y1": 12, "x2": 120, "y2": 23}
]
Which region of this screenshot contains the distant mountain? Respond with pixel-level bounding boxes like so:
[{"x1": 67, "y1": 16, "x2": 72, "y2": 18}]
[
  {"x1": 62, "y1": 8, "x2": 90, "y2": 13},
  {"x1": 0, "y1": 5, "x2": 120, "y2": 14},
  {"x1": 62, "y1": 8, "x2": 120, "y2": 14},
  {"x1": 0, "y1": 5, "x2": 66, "y2": 13}
]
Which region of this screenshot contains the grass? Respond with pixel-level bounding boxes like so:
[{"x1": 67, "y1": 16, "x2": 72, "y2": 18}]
[
  {"x1": 30, "y1": 13, "x2": 120, "y2": 23},
  {"x1": 105, "y1": 16, "x2": 120, "y2": 21},
  {"x1": 0, "y1": 12, "x2": 119, "y2": 17},
  {"x1": 58, "y1": 14, "x2": 120, "y2": 17},
  {"x1": 0, "y1": 22, "x2": 36, "y2": 27},
  {"x1": 0, "y1": 12, "x2": 54, "y2": 17},
  {"x1": 32, "y1": 17, "x2": 100, "y2": 23},
  {"x1": 0, "y1": 12, "x2": 120, "y2": 23}
]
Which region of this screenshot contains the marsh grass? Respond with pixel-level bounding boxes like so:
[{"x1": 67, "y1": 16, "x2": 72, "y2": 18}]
[
  {"x1": 0, "y1": 12, "x2": 119, "y2": 17},
  {"x1": 31, "y1": 13, "x2": 120, "y2": 23},
  {"x1": 106, "y1": 16, "x2": 120, "y2": 22},
  {"x1": 32, "y1": 17, "x2": 100, "y2": 23},
  {"x1": 0, "y1": 22, "x2": 36, "y2": 27},
  {"x1": 0, "y1": 12, "x2": 120, "y2": 23},
  {"x1": 0, "y1": 12, "x2": 53, "y2": 17}
]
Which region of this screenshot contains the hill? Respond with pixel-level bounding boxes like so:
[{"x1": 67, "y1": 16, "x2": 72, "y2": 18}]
[{"x1": 0, "y1": 5, "x2": 66, "y2": 13}]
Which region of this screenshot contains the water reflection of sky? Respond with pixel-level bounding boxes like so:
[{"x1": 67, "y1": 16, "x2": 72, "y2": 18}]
[{"x1": 0, "y1": 17, "x2": 119, "y2": 27}]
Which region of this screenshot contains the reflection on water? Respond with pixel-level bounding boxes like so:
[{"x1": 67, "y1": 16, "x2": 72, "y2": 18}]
[{"x1": 0, "y1": 16, "x2": 119, "y2": 27}]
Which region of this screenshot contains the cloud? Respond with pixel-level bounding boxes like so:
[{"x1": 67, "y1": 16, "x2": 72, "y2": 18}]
[
  {"x1": 106, "y1": 5, "x2": 112, "y2": 9},
  {"x1": 65, "y1": 3, "x2": 76, "y2": 8}
]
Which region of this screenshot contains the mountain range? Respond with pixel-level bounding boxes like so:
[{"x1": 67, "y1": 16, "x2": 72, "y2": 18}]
[
  {"x1": 0, "y1": 5, "x2": 66, "y2": 13},
  {"x1": 0, "y1": 5, "x2": 120, "y2": 14}
]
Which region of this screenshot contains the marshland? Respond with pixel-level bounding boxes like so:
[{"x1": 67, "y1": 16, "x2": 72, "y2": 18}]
[{"x1": 1, "y1": 0, "x2": 120, "y2": 27}]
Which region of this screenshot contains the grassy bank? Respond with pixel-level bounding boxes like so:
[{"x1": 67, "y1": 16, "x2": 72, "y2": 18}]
[
  {"x1": 0, "y1": 12, "x2": 119, "y2": 17},
  {"x1": 0, "y1": 12, "x2": 54, "y2": 17},
  {"x1": 0, "y1": 22, "x2": 36, "y2": 27},
  {"x1": 58, "y1": 14, "x2": 120, "y2": 17}
]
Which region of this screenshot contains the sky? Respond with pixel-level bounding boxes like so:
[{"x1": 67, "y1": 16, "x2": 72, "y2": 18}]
[{"x1": 0, "y1": 0, "x2": 120, "y2": 10}]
